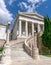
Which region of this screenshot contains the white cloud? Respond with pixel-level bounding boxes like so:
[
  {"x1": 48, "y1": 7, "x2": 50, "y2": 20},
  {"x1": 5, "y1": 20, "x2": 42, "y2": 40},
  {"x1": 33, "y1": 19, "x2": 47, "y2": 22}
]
[
  {"x1": 0, "y1": 0, "x2": 13, "y2": 24},
  {"x1": 42, "y1": 0, "x2": 46, "y2": 2},
  {"x1": 28, "y1": 0, "x2": 46, "y2": 3},
  {"x1": 19, "y1": 2, "x2": 28, "y2": 10},
  {"x1": 28, "y1": 0, "x2": 41, "y2": 3},
  {"x1": 20, "y1": 2, "x2": 28, "y2": 9},
  {"x1": 9, "y1": 0, "x2": 16, "y2": 5},
  {"x1": 19, "y1": 0, "x2": 46, "y2": 12}
]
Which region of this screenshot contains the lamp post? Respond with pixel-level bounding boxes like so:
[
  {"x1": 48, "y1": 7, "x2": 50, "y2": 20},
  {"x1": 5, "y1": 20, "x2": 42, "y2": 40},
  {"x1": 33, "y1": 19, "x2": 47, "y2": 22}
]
[{"x1": 2, "y1": 22, "x2": 12, "y2": 65}]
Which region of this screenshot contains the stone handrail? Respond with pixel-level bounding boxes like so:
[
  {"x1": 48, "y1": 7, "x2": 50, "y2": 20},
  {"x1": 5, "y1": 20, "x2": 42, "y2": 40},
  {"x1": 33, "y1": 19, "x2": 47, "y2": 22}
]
[
  {"x1": 24, "y1": 35, "x2": 34, "y2": 57},
  {"x1": 38, "y1": 31, "x2": 43, "y2": 37}
]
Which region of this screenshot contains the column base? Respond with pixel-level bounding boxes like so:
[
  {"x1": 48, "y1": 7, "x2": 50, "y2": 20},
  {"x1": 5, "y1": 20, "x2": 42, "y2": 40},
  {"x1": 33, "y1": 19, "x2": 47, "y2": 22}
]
[
  {"x1": 32, "y1": 48, "x2": 40, "y2": 60},
  {"x1": 1, "y1": 45, "x2": 12, "y2": 65}
]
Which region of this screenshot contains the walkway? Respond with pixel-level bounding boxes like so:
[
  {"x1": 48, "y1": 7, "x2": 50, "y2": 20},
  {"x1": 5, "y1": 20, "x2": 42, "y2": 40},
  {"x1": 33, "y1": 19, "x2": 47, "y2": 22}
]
[
  {"x1": 11, "y1": 43, "x2": 51, "y2": 65},
  {"x1": 0, "y1": 43, "x2": 51, "y2": 65}
]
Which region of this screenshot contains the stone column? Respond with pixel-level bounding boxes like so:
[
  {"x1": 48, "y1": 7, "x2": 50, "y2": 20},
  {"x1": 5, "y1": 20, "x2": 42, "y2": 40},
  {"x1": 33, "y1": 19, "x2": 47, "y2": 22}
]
[
  {"x1": 32, "y1": 33, "x2": 40, "y2": 60},
  {"x1": 19, "y1": 20, "x2": 22, "y2": 36},
  {"x1": 26, "y1": 21, "x2": 28, "y2": 37},
  {"x1": 38, "y1": 24, "x2": 40, "y2": 33},
  {"x1": 2, "y1": 22, "x2": 12, "y2": 65},
  {"x1": 32, "y1": 23, "x2": 34, "y2": 36}
]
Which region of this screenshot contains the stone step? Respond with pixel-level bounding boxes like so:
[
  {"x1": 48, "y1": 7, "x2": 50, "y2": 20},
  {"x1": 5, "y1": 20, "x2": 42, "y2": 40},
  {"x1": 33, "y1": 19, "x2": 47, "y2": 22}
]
[
  {"x1": 11, "y1": 48, "x2": 32, "y2": 60},
  {"x1": 10, "y1": 40, "x2": 33, "y2": 65},
  {"x1": 10, "y1": 38, "x2": 25, "y2": 46},
  {"x1": 11, "y1": 50, "x2": 33, "y2": 65},
  {"x1": 10, "y1": 39, "x2": 34, "y2": 65},
  {"x1": 11, "y1": 42, "x2": 24, "y2": 50},
  {"x1": 11, "y1": 42, "x2": 33, "y2": 63}
]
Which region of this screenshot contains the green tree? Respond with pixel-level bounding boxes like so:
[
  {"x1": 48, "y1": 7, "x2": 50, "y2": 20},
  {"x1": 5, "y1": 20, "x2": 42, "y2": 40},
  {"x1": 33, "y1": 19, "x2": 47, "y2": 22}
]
[{"x1": 42, "y1": 16, "x2": 51, "y2": 54}]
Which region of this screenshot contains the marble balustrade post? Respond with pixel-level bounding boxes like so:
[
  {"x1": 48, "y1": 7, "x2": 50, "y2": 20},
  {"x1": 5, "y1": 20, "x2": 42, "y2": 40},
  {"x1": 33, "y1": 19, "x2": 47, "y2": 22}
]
[
  {"x1": 2, "y1": 22, "x2": 12, "y2": 65},
  {"x1": 32, "y1": 33, "x2": 40, "y2": 60}
]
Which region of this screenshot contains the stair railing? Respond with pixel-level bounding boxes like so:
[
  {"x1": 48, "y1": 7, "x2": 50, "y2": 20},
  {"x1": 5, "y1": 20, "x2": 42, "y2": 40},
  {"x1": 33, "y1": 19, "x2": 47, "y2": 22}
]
[{"x1": 24, "y1": 35, "x2": 34, "y2": 57}]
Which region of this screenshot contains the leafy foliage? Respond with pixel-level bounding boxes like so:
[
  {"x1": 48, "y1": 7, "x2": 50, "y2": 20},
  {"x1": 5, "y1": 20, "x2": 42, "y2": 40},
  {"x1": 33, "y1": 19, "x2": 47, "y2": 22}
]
[
  {"x1": 0, "y1": 47, "x2": 3, "y2": 54},
  {"x1": 42, "y1": 16, "x2": 51, "y2": 49}
]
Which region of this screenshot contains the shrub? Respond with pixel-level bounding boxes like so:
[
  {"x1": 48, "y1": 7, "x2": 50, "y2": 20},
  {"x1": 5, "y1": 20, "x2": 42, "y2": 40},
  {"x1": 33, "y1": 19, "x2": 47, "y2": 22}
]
[{"x1": 42, "y1": 16, "x2": 51, "y2": 54}]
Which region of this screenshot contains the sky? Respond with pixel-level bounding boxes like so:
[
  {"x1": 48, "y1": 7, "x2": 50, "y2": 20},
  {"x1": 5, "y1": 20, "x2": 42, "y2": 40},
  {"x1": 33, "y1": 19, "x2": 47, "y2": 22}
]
[{"x1": 0, "y1": 0, "x2": 51, "y2": 29}]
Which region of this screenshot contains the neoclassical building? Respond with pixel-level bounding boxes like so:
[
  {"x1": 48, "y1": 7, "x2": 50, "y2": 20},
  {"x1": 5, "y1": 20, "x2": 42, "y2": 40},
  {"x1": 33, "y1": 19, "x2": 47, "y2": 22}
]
[{"x1": 11, "y1": 12, "x2": 44, "y2": 40}]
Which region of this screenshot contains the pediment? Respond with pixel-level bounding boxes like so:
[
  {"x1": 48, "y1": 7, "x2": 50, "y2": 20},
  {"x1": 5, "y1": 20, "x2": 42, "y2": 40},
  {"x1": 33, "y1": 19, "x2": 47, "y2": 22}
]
[{"x1": 18, "y1": 12, "x2": 44, "y2": 20}]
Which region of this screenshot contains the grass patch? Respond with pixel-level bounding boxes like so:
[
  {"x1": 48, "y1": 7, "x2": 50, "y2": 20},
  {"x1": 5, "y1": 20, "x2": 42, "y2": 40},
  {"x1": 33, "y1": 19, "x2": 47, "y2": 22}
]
[
  {"x1": 42, "y1": 54, "x2": 51, "y2": 57},
  {"x1": 0, "y1": 47, "x2": 3, "y2": 54},
  {"x1": 0, "y1": 51, "x2": 2, "y2": 54}
]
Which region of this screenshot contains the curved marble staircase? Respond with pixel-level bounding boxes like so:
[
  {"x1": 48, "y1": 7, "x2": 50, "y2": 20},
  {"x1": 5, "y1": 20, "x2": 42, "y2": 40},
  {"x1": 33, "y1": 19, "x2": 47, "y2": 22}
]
[
  {"x1": 0, "y1": 34, "x2": 40, "y2": 65},
  {"x1": 10, "y1": 37, "x2": 33, "y2": 65},
  {"x1": 10, "y1": 33, "x2": 41, "y2": 65},
  {"x1": 1, "y1": 32, "x2": 51, "y2": 65}
]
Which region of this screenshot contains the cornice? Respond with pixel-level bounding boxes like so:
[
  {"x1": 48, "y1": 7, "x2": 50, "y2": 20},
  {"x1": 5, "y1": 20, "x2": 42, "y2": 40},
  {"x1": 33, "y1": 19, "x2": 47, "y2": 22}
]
[
  {"x1": 18, "y1": 12, "x2": 44, "y2": 19},
  {"x1": 19, "y1": 14, "x2": 44, "y2": 21}
]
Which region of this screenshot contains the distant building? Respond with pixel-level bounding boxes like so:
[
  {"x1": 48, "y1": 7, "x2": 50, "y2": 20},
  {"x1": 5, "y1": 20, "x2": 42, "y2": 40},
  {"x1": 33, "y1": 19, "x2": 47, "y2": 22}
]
[{"x1": 0, "y1": 23, "x2": 7, "y2": 47}]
